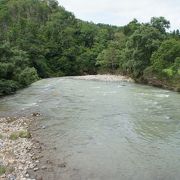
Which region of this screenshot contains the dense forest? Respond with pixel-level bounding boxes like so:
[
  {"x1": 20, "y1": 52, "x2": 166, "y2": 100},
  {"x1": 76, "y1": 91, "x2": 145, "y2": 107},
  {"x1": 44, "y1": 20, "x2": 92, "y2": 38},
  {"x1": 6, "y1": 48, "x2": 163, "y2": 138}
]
[{"x1": 0, "y1": 0, "x2": 180, "y2": 95}]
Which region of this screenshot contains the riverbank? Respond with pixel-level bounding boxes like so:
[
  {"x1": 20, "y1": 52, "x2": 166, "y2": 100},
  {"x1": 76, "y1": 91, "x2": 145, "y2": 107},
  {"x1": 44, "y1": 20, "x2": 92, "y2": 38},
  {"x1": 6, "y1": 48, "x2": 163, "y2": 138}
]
[
  {"x1": 142, "y1": 76, "x2": 180, "y2": 92},
  {"x1": 0, "y1": 116, "x2": 41, "y2": 180},
  {"x1": 73, "y1": 74, "x2": 134, "y2": 82},
  {"x1": 73, "y1": 74, "x2": 180, "y2": 92}
]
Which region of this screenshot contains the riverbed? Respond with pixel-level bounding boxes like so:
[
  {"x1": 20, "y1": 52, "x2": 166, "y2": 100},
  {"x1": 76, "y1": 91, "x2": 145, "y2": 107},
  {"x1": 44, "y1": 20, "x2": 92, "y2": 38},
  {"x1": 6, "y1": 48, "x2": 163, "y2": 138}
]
[{"x1": 0, "y1": 76, "x2": 180, "y2": 180}]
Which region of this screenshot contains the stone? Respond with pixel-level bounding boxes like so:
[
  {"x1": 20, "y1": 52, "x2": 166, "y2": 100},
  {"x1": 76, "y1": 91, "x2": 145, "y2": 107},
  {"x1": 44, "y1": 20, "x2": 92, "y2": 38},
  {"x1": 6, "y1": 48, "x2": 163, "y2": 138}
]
[
  {"x1": 58, "y1": 163, "x2": 66, "y2": 168},
  {"x1": 25, "y1": 173, "x2": 30, "y2": 178},
  {"x1": 18, "y1": 166, "x2": 23, "y2": 170},
  {"x1": 32, "y1": 113, "x2": 40, "y2": 117},
  {"x1": 0, "y1": 140, "x2": 4, "y2": 148},
  {"x1": 41, "y1": 126, "x2": 46, "y2": 129},
  {"x1": 7, "y1": 174, "x2": 16, "y2": 180},
  {"x1": 33, "y1": 167, "x2": 39, "y2": 171},
  {"x1": 1, "y1": 174, "x2": 6, "y2": 178},
  {"x1": 41, "y1": 166, "x2": 47, "y2": 170},
  {"x1": 36, "y1": 176, "x2": 43, "y2": 180}
]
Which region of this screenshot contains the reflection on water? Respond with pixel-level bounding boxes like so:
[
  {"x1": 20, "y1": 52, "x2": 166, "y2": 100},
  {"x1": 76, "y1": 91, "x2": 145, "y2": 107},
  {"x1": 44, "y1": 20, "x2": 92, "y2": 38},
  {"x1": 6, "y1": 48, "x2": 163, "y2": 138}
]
[{"x1": 0, "y1": 77, "x2": 180, "y2": 180}]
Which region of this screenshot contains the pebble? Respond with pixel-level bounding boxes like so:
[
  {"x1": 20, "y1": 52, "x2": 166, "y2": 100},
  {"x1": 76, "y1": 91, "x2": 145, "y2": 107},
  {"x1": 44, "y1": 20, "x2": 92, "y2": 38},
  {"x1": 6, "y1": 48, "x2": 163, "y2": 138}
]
[
  {"x1": 36, "y1": 176, "x2": 43, "y2": 180},
  {"x1": 25, "y1": 173, "x2": 30, "y2": 178},
  {"x1": 19, "y1": 166, "x2": 23, "y2": 170},
  {"x1": 0, "y1": 140, "x2": 4, "y2": 148},
  {"x1": 33, "y1": 167, "x2": 39, "y2": 171},
  {"x1": 32, "y1": 113, "x2": 41, "y2": 117},
  {"x1": 8, "y1": 174, "x2": 16, "y2": 180},
  {"x1": 1, "y1": 174, "x2": 6, "y2": 178},
  {"x1": 58, "y1": 163, "x2": 66, "y2": 168},
  {"x1": 41, "y1": 166, "x2": 47, "y2": 170},
  {"x1": 21, "y1": 160, "x2": 26, "y2": 164},
  {"x1": 41, "y1": 126, "x2": 46, "y2": 129}
]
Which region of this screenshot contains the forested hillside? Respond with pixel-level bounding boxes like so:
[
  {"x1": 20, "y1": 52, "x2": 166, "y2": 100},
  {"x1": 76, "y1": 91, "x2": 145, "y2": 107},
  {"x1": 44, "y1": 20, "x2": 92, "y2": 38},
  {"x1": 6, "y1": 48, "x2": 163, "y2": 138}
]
[{"x1": 0, "y1": 0, "x2": 180, "y2": 95}]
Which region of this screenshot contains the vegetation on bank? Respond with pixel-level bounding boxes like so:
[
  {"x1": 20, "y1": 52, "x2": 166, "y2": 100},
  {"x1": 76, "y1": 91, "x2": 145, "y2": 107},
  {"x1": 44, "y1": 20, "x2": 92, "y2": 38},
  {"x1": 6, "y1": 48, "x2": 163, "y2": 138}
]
[
  {"x1": 9, "y1": 130, "x2": 31, "y2": 140},
  {"x1": 0, "y1": 165, "x2": 6, "y2": 175},
  {"x1": 0, "y1": 0, "x2": 179, "y2": 95}
]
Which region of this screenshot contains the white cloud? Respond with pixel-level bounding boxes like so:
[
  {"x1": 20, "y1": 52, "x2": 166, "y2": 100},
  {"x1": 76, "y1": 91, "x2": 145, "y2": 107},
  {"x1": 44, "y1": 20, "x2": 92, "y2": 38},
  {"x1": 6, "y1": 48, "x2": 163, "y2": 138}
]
[{"x1": 58, "y1": 0, "x2": 180, "y2": 30}]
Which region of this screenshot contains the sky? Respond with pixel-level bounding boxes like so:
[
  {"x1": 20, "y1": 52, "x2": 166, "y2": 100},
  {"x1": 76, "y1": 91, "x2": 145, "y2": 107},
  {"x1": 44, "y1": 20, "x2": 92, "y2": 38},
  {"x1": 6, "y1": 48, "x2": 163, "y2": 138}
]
[{"x1": 58, "y1": 0, "x2": 180, "y2": 30}]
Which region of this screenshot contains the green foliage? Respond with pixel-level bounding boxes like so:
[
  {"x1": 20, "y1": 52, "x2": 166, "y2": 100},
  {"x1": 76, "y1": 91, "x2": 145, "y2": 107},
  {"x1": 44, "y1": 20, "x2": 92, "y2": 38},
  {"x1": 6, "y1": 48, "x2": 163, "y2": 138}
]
[
  {"x1": 18, "y1": 67, "x2": 39, "y2": 86},
  {"x1": 0, "y1": 80, "x2": 19, "y2": 95},
  {"x1": 151, "y1": 39, "x2": 180, "y2": 77},
  {"x1": 150, "y1": 17, "x2": 170, "y2": 33},
  {"x1": 120, "y1": 24, "x2": 164, "y2": 78},
  {"x1": 123, "y1": 19, "x2": 141, "y2": 36},
  {"x1": 96, "y1": 32, "x2": 126, "y2": 72},
  {"x1": 96, "y1": 47, "x2": 120, "y2": 72}
]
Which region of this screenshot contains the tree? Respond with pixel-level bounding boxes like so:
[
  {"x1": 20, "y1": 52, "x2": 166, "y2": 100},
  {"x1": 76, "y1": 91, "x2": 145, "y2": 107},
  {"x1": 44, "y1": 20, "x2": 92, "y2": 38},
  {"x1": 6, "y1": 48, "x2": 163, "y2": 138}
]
[
  {"x1": 151, "y1": 39, "x2": 180, "y2": 77},
  {"x1": 123, "y1": 19, "x2": 141, "y2": 36},
  {"x1": 96, "y1": 47, "x2": 120, "y2": 72},
  {"x1": 120, "y1": 24, "x2": 164, "y2": 78},
  {"x1": 150, "y1": 17, "x2": 170, "y2": 33},
  {"x1": 96, "y1": 32, "x2": 126, "y2": 72}
]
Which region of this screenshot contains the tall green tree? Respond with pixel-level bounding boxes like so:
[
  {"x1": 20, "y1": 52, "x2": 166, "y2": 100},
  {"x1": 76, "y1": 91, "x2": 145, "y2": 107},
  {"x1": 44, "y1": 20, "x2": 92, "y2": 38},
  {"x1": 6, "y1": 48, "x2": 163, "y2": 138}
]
[{"x1": 120, "y1": 24, "x2": 165, "y2": 78}]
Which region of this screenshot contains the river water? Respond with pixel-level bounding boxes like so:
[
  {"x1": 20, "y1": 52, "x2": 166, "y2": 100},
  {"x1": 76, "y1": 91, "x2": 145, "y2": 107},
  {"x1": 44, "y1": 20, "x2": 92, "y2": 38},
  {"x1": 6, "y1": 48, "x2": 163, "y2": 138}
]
[{"x1": 0, "y1": 77, "x2": 180, "y2": 180}]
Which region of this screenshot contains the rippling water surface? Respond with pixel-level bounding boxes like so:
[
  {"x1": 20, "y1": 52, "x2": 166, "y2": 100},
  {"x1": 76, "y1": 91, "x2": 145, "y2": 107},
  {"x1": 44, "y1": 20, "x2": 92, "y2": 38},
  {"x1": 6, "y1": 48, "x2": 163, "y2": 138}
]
[{"x1": 0, "y1": 77, "x2": 180, "y2": 180}]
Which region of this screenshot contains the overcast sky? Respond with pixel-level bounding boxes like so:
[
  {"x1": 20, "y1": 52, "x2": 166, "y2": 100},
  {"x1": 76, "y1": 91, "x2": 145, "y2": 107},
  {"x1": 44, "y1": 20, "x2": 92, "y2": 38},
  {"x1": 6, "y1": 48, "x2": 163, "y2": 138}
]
[{"x1": 58, "y1": 0, "x2": 180, "y2": 30}]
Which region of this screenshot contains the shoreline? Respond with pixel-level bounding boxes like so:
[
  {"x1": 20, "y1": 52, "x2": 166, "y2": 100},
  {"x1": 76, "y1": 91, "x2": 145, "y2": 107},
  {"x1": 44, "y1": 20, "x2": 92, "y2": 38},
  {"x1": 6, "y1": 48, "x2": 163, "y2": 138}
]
[
  {"x1": 73, "y1": 74, "x2": 134, "y2": 82},
  {"x1": 73, "y1": 74, "x2": 180, "y2": 92}
]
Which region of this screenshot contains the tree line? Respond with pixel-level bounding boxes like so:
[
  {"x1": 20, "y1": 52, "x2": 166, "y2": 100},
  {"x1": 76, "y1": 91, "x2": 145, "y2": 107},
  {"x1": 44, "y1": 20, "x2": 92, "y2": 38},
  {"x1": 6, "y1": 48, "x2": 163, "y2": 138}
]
[
  {"x1": 0, "y1": 0, "x2": 179, "y2": 95},
  {"x1": 97, "y1": 18, "x2": 180, "y2": 91}
]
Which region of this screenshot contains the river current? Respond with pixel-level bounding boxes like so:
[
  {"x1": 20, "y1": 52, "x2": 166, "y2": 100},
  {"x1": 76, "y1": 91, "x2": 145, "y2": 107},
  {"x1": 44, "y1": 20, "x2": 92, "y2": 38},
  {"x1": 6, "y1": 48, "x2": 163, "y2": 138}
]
[{"x1": 0, "y1": 77, "x2": 180, "y2": 180}]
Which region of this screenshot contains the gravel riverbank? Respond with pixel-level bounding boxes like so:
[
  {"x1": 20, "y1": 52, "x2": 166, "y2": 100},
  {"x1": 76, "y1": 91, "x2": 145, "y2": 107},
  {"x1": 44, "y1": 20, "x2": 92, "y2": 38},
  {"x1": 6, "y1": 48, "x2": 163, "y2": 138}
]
[
  {"x1": 0, "y1": 116, "x2": 41, "y2": 180},
  {"x1": 73, "y1": 74, "x2": 134, "y2": 82}
]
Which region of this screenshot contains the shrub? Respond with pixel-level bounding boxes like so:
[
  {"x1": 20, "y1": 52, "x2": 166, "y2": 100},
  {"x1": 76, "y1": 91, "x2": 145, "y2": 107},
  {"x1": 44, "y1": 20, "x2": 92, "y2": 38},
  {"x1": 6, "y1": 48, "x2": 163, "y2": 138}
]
[
  {"x1": 18, "y1": 67, "x2": 39, "y2": 86},
  {"x1": 0, "y1": 80, "x2": 19, "y2": 95}
]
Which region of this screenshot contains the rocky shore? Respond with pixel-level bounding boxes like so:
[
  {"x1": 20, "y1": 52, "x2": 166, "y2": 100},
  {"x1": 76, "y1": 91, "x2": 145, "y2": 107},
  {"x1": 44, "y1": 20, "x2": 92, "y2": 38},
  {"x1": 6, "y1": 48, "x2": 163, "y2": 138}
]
[
  {"x1": 73, "y1": 74, "x2": 134, "y2": 82},
  {"x1": 0, "y1": 116, "x2": 41, "y2": 180}
]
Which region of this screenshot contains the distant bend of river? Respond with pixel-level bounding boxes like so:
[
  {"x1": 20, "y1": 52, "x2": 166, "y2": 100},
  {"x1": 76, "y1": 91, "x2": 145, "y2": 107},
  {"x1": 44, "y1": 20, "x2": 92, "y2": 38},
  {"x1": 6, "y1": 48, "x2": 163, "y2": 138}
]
[{"x1": 0, "y1": 77, "x2": 180, "y2": 180}]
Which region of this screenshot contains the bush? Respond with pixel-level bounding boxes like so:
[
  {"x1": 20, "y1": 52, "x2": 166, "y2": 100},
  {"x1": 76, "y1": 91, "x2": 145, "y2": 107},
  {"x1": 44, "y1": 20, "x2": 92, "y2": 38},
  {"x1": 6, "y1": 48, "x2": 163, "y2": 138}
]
[
  {"x1": 0, "y1": 80, "x2": 19, "y2": 95},
  {"x1": 18, "y1": 67, "x2": 39, "y2": 86}
]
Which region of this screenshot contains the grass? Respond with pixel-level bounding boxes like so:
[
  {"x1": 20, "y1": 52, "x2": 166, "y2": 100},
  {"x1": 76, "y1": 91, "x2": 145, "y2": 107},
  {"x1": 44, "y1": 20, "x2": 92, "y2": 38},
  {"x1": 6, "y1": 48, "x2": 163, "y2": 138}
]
[
  {"x1": 9, "y1": 130, "x2": 31, "y2": 140},
  {"x1": 0, "y1": 165, "x2": 6, "y2": 175}
]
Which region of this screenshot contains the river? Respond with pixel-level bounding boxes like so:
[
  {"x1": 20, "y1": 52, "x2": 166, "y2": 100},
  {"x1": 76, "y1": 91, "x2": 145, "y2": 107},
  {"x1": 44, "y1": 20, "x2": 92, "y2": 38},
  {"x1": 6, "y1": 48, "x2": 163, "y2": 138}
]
[{"x1": 0, "y1": 77, "x2": 180, "y2": 180}]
